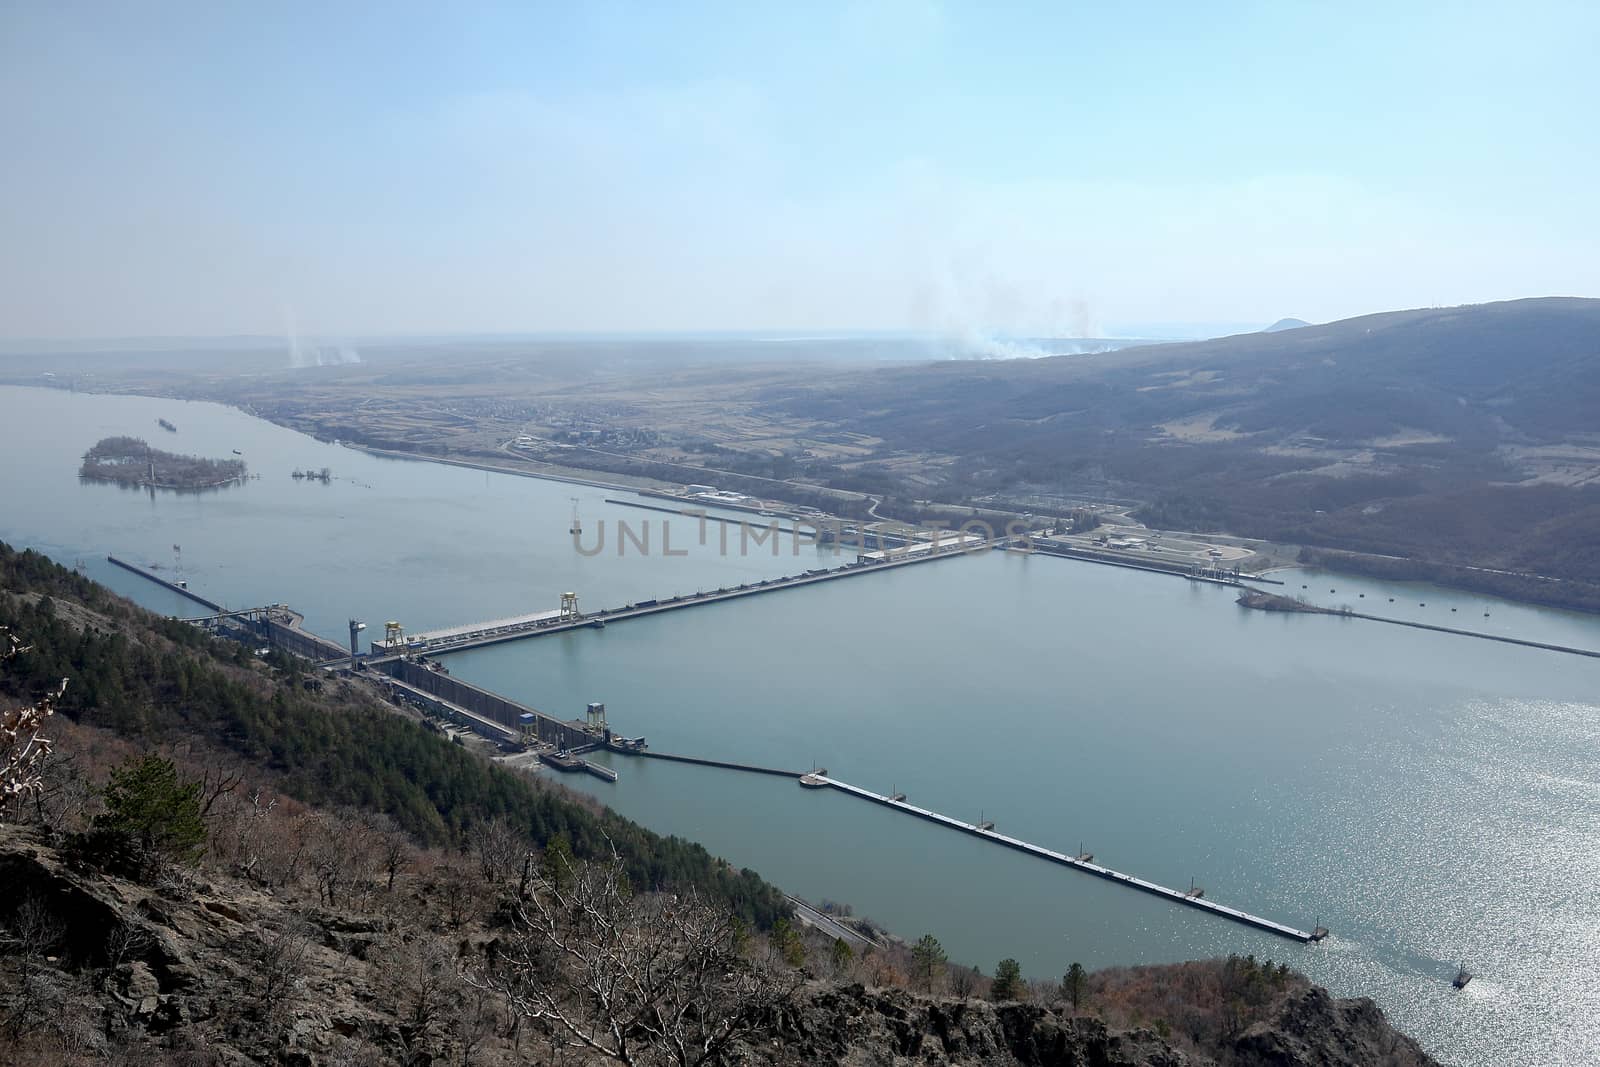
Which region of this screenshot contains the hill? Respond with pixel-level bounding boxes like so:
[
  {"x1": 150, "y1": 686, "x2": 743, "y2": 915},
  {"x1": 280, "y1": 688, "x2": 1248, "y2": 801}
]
[
  {"x1": 0, "y1": 541, "x2": 788, "y2": 929},
  {"x1": 765, "y1": 298, "x2": 1600, "y2": 607},
  {"x1": 1261, "y1": 317, "x2": 1310, "y2": 332}
]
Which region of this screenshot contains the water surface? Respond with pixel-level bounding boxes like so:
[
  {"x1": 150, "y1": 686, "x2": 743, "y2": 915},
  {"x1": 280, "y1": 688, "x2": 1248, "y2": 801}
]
[{"x1": 3, "y1": 385, "x2": 1597, "y2": 1066}]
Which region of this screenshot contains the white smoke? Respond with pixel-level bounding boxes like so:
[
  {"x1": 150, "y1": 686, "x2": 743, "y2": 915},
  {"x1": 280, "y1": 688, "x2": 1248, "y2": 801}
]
[
  {"x1": 909, "y1": 252, "x2": 1100, "y2": 360},
  {"x1": 950, "y1": 330, "x2": 1052, "y2": 360},
  {"x1": 285, "y1": 306, "x2": 362, "y2": 367}
]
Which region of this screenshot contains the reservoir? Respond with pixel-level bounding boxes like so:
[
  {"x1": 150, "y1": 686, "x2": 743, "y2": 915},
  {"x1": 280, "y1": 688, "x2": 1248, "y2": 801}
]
[{"x1": 2, "y1": 385, "x2": 1597, "y2": 1067}]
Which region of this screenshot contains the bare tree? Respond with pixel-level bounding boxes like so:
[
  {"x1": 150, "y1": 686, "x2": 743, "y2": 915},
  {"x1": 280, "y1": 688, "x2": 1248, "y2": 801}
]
[
  {"x1": 325, "y1": 1034, "x2": 392, "y2": 1067},
  {"x1": 949, "y1": 964, "x2": 981, "y2": 999},
  {"x1": 469, "y1": 815, "x2": 525, "y2": 886},
  {"x1": 22, "y1": 744, "x2": 92, "y2": 834},
  {"x1": 311, "y1": 820, "x2": 345, "y2": 906},
  {"x1": 438, "y1": 866, "x2": 485, "y2": 932},
  {"x1": 449, "y1": 982, "x2": 500, "y2": 1067},
  {"x1": 340, "y1": 814, "x2": 383, "y2": 908},
  {"x1": 197, "y1": 761, "x2": 243, "y2": 820},
  {"x1": 467, "y1": 850, "x2": 799, "y2": 1067},
  {"x1": 256, "y1": 810, "x2": 315, "y2": 888},
  {"x1": 365, "y1": 814, "x2": 413, "y2": 892},
  {"x1": 245, "y1": 922, "x2": 313, "y2": 1039},
  {"x1": 103, "y1": 922, "x2": 154, "y2": 972},
  {"x1": 305, "y1": 812, "x2": 379, "y2": 908},
  {"x1": 0, "y1": 893, "x2": 67, "y2": 1040},
  {"x1": 1, "y1": 627, "x2": 67, "y2": 822},
  {"x1": 225, "y1": 786, "x2": 279, "y2": 880},
  {"x1": 376, "y1": 936, "x2": 456, "y2": 1066}
]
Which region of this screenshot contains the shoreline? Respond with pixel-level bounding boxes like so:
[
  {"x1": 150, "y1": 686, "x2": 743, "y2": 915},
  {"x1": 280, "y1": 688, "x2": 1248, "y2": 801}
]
[
  {"x1": 346, "y1": 442, "x2": 649, "y2": 494},
  {"x1": 9, "y1": 380, "x2": 1594, "y2": 619},
  {"x1": 1237, "y1": 589, "x2": 1600, "y2": 658},
  {"x1": 81, "y1": 474, "x2": 246, "y2": 492}
]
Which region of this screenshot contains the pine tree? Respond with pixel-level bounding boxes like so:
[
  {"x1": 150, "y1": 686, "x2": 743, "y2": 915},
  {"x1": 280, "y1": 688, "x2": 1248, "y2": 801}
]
[
  {"x1": 92, "y1": 753, "x2": 206, "y2": 865},
  {"x1": 770, "y1": 919, "x2": 806, "y2": 968},
  {"x1": 1062, "y1": 961, "x2": 1088, "y2": 1009},
  {"x1": 911, "y1": 934, "x2": 948, "y2": 991},
  {"x1": 829, "y1": 937, "x2": 854, "y2": 975},
  {"x1": 991, "y1": 958, "x2": 1023, "y2": 1001}
]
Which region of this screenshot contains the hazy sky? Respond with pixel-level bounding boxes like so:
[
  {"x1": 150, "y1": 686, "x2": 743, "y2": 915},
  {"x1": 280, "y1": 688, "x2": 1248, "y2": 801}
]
[{"x1": 3, "y1": 1, "x2": 1597, "y2": 340}]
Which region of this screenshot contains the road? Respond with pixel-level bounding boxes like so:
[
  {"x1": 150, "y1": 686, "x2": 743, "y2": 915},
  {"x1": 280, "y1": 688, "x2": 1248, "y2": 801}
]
[
  {"x1": 1048, "y1": 525, "x2": 1256, "y2": 565},
  {"x1": 786, "y1": 896, "x2": 880, "y2": 949}
]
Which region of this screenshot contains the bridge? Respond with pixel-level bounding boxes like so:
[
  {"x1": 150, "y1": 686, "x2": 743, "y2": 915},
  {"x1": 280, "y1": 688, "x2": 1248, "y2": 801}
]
[
  {"x1": 384, "y1": 540, "x2": 995, "y2": 657},
  {"x1": 806, "y1": 772, "x2": 1327, "y2": 944},
  {"x1": 600, "y1": 744, "x2": 1326, "y2": 944}
]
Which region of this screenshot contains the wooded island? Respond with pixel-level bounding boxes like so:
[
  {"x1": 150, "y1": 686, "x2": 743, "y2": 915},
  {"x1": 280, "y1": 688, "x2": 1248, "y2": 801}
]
[{"x1": 79, "y1": 436, "x2": 246, "y2": 490}]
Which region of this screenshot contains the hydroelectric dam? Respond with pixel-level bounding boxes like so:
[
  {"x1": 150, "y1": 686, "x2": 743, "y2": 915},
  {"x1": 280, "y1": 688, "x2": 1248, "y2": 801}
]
[{"x1": 109, "y1": 543, "x2": 1329, "y2": 945}]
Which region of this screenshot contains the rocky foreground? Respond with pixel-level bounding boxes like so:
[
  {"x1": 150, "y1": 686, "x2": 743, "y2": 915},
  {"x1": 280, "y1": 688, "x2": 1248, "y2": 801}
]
[
  {"x1": 747, "y1": 983, "x2": 1436, "y2": 1067},
  {"x1": 1, "y1": 824, "x2": 1437, "y2": 1067}
]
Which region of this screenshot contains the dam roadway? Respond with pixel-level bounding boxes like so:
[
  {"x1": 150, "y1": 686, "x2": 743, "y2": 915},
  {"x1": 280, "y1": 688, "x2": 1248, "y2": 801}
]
[
  {"x1": 110, "y1": 544, "x2": 1328, "y2": 946},
  {"x1": 394, "y1": 540, "x2": 994, "y2": 656},
  {"x1": 602, "y1": 746, "x2": 1327, "y2": 945},
  {"x1": 809, "y1": 773, "x2": 1327, "y2": 944}
]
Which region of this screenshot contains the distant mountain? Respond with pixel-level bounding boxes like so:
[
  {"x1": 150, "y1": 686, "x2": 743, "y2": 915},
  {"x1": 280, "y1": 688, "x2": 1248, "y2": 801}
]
[
  {"x1": 765, "y1": 298, "x2": 1600, "y2": 604},
  {"x1": 1262, "y1": 317, "x2": 1311, "y2": 332},
  {"x1": 782, "y1": 298, "x2": 1600, "y2": 447}
]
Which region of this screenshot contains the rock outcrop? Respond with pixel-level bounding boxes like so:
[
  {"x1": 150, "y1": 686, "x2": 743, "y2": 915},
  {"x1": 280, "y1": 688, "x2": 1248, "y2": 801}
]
[
  {"x1": 0, "y1": 825, "x2": 1437, "y2": 1067},
  {"x1": 0, "y1": 827, "x2": 396, "y2": 1065},
  {"x1": 743, "y1": 983, "x2": 1438, "y2": 1066}
]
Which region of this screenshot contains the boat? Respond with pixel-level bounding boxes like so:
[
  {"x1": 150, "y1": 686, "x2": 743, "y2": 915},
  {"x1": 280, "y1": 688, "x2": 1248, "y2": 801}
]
[
  {"x1": 798, "y1": 772, "x2": 828, "y2": 788},
  {"x1": 1452, "y1": 964, "x2": 1472, "y2": 990},
  {"x1": 232, "y1": 449, "x2": 243, "y2": 455}
]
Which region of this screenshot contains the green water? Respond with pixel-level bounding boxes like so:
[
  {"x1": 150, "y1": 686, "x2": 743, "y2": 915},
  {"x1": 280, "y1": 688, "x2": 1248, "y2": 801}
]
[{"x1": 3, "y1": 385, "x2": 1598, "y2": 1065}]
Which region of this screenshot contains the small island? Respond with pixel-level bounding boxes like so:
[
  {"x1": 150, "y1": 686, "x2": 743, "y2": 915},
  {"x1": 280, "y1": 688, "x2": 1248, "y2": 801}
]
[
  {"x1": 79, "y1": 436, "x2": 246, "y2": 491},
  {"x1": 1236, "y1": 589, "x2": 1352, "y2": 616}
]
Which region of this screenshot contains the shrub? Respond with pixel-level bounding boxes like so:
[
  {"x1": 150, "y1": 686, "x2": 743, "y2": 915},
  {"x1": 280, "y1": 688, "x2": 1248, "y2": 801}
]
[{"x1": 77, "y1": 754, "x2": 205, "y2": 878}]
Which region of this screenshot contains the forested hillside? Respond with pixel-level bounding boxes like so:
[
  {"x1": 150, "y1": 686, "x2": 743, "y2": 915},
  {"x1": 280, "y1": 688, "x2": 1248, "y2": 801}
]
[{"x1": 0, "y1": 542, "x2": 787, "y2": 927}]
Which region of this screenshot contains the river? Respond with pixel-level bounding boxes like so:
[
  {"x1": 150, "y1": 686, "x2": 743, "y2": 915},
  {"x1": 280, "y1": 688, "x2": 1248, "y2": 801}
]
[{"x1": 2, "y1": 384, "x2": 1597, "y2": 1066}]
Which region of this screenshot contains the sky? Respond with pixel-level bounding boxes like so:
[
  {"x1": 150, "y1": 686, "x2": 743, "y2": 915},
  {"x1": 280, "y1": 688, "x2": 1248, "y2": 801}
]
[{"x1": 2, "y1": 1, "x2": 1597, "y2": 341}]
